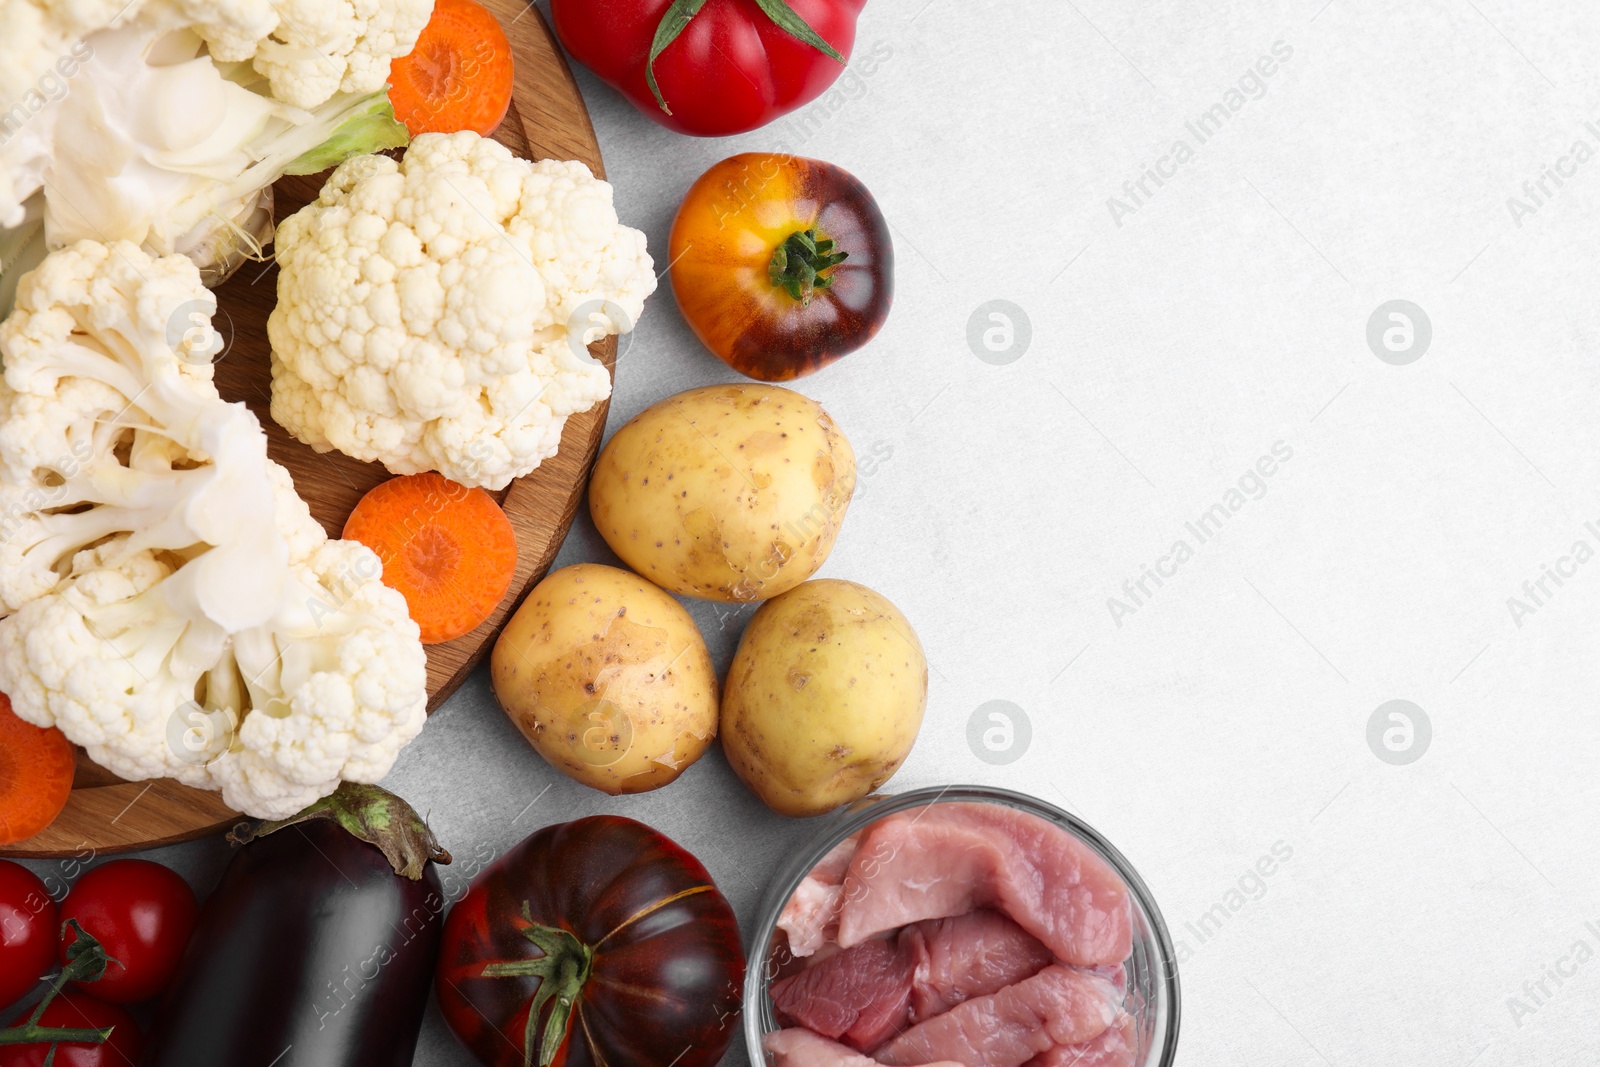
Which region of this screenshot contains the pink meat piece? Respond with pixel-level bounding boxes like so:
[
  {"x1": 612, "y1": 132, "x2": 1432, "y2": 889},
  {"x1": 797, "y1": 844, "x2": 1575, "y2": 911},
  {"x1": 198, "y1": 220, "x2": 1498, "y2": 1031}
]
[
  {"x1": 1024, "y1": 1013, "x2": 1138, "y2": 1067},
  {"x1": 771, "y1": 937, "x2": 913, "y2": 1051},
  {"x1": 779, "y1": 835, "x2": 860, "y2": 957},
  {"x1": 771, "y1": 908, "x2": 1059, "y2": 1050},
  {"x1": 836, "y1": 803, "x2": 1132, "y2": 966},
  {"x1": 873, "y1": 965, "x2": 1122, "y2": 1067},
  {"x1": 902, "y1": 909, "x2": 1055, "y2": 1023},
  {"x1": 764, "y1": 1028, "x2": 965, "y2": 1067}
]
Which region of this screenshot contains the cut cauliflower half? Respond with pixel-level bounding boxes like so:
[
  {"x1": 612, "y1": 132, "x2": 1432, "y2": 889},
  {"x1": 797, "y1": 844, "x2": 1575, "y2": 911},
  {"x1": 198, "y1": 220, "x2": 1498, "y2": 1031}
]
[
  {"x1": 0, "y1": 240, "x2": 429, "y2": 818},
  {"x1": 0, "y1": 241, "x2": 286, "y2": 625},
  {"x1": 268, "y1": 131, "x2": 656, "y2": 490},
  {"x1": 0, "y1": 0, "x2": 428, "y2": 303},
  {"x1": 0, "y1": 0, "x2": 431, "y2": 154}
]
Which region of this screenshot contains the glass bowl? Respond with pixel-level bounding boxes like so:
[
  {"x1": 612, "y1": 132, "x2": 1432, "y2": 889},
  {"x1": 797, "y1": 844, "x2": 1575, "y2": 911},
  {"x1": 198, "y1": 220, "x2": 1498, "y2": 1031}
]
[{"x1": 744, "y1": 785, "x2": 1180, "y2": 1066}]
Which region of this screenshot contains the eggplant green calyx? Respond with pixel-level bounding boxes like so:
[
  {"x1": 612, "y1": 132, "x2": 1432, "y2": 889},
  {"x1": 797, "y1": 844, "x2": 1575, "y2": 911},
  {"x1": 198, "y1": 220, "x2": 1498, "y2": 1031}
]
[
  {"x1": 480, "y1": 903, "x2": 594, "y2": 1067},
  {"x1": 769, "y1": 228, "x2": 849, "y2": 305},
  {"x1": 646, "y1": 0, "x2": 846, "y2": 115},
  {"x1": 0, "y1": 921, "x2": 119, "y2": 1051},
  {"x1": 230, "y1": 782, "x2": 452, "y2": 880}
]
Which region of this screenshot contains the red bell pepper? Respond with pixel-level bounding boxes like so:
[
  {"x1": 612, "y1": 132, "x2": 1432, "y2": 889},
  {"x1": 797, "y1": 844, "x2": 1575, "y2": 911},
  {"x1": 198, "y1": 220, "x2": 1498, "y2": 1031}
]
[{"x1": 551, "y1": 0, "x2": 866, "y2": 137}]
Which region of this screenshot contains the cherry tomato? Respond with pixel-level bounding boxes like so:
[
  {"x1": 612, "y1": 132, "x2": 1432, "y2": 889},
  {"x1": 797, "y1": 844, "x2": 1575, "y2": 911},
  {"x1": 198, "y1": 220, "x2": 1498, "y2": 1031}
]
[
  {"x1": 0, "y1": 992, "x2": 143, "y2": 1067},
  {"x1": 59, "y1": 861, "x2": 197, "y2": 1005},
  {"x1": 0, "y1": 861, "x2": 57, "y2": 1011}
]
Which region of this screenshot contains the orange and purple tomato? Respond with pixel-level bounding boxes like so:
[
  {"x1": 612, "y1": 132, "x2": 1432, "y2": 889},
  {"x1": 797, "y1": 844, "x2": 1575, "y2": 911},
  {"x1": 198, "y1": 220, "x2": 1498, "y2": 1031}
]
[{"x1": 670, "y1": 153, "x2": 893, "y2": 382}]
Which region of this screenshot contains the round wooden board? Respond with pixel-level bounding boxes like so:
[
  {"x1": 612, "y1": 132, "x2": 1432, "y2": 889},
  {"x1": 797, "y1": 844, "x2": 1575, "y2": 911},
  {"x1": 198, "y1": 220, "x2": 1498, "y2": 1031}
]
[{"x1": 1, "y1": 1, "x2": 612, "y2": 859}]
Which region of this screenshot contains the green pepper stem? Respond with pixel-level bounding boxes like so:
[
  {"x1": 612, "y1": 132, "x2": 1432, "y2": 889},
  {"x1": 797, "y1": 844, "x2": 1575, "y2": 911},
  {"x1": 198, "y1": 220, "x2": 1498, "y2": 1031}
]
[
  {"x1": 479, "y1": 906, "x2": 594, "y2": 1067},
  {"x1": 769, "y1": 228, "x2": 849, "y2": 305}
]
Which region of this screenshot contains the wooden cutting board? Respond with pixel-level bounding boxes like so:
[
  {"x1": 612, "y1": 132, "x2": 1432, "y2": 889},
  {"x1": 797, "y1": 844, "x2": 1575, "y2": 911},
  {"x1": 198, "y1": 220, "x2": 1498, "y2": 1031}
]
[{"x1": 1, "y1": 1, "x2": 614, "y2": 859}]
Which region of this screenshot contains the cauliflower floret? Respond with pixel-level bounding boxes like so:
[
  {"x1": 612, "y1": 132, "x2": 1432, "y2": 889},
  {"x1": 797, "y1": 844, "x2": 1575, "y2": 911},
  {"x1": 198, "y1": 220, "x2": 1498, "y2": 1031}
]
[
  {"x1": 269, "y1": 131, "x2": 656, "y2": 490},
  {"x1": 0, "y1": 532, "x2": 429, "y2": 819},
  {"x1": 506, "y1": 158, "x2": 659, "y2": 337},
  {"x1": 0, "y1": 549, "x2": 228, "y2": 790},
  {"x1": 249, "y1": 0, "x2": 431, "y2": 109},
  {"x1": 0, "y1": 241, "x2": 430, "y2": 819},
  {"x1": 210, "y1": 538, "x2": 427, "y2": 818}
]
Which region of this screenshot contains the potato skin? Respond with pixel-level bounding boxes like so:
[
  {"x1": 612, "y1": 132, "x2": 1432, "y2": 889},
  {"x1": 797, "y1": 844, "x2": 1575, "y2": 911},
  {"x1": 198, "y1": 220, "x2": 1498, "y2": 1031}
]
[
  {"x1": 490, "y1": 564, "x2": 717, "y2": 795},
  {"x1": 588, "y1": 384, "x2": 856, "y2": 603},
  {"x1": 721, "y1": 580, "x2": 927, "y2": 817}
]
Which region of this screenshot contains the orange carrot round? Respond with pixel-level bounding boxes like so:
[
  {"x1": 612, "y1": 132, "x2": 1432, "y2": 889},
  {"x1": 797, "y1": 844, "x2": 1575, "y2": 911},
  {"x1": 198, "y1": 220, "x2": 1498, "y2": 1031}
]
[
  {"x1": 344, "y1": 472, "x2": 519, "y2": 644},
  {"x1": 389, "y1": 0, "x2": 516, "y2": 137},
  {"x1": 0, "y1": 693, "x2": 75, "y2": 845}
]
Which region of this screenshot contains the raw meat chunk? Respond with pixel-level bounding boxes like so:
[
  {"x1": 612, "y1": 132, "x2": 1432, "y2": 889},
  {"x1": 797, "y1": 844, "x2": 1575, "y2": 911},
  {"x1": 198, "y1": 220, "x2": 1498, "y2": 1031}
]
[
  {"x1": 1025, "y1": 1013, "x2": 1138, "y2": 1067},
  {"x1": 772, "y1": 937, "x2": 913, "y2": 1051},
  {"x1": 764, "y1": 1028, "x2": 964, "y2": 1067},
  {"x1": 836, "y1": 803, "x2": 1131, "y2": 966},
  {"x1": 873, "y1": 965, "x2": 1122, "y2": 1067},
  {"x1": 779, "y1": 835, "x2": 860, "y2": 957},
  {"x1": 903, "y1": 909, "x2": 1055, "y2": 1023},
  {"x1": 771, "y1": 907, "x2": 1058, "y2": 1050}
]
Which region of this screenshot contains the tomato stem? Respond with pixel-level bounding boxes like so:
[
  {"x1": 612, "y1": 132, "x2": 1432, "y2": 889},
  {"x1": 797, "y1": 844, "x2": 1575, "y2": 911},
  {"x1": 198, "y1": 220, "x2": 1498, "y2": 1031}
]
[
  {"x1": 769, "y1": 228, "x2": 849, "y2": 305},
  {"x1": 0, "y1": 921, "x2": 118, "y2": 1056},
  {"x1": 479, "y1": 906, "x2": 594, "y2": 1067}
]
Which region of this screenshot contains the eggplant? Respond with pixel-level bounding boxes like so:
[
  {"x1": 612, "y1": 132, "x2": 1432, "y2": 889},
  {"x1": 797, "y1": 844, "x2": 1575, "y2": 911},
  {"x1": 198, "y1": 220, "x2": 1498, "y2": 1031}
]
[{"x1": 141, "y1": 785, "x2": 452, "y2": 1067}]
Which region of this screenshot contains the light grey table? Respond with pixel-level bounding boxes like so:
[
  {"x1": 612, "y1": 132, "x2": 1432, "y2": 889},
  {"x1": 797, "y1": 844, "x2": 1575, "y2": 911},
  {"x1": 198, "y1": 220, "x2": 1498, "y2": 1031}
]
[{"x1": 24, "y1": 1, "x2": 1600, "y2": 1064}]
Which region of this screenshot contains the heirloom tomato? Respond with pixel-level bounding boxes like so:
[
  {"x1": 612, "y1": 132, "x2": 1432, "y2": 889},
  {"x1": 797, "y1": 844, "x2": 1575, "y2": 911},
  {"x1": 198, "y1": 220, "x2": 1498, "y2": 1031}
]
[
  {"x1": 436, "y1": 816, "x2": 745, "y2": 1067},
  {"x1": 670, "y1": 153, "x2": 892, "y2": 381}
]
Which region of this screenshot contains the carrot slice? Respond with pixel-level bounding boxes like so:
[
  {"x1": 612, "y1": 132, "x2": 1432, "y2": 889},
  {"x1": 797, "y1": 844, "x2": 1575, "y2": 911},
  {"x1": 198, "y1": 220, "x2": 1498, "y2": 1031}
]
[
  {"x1": 389, "y1": 0, "x2": 516, "y2": 137},
  {"x1": 344, "y1": 472, "x2": 519, "y2": 644},
  {"x1": 0, "y1": 693, "x2": 76, "y2": 845}
]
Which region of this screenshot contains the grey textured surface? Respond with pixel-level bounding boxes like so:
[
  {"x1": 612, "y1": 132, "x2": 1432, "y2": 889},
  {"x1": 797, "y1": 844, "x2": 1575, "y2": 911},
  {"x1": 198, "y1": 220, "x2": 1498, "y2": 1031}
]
[{"x1": 21, "y1": 1, "x2": 1600, "y2": 1064}]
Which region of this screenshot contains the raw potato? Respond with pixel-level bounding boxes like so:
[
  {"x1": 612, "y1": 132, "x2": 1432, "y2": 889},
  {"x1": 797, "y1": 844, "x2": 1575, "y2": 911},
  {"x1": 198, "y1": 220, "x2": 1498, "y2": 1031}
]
[
  {"x1": 721, "y1": 580, "x2": 927, "y2": 817},
  {"x1": 588, "y1": 384, "x2": 855, "y2": 602},
  {"x1": 491, "y1": 564, "x2": 718, "y2": 794}
]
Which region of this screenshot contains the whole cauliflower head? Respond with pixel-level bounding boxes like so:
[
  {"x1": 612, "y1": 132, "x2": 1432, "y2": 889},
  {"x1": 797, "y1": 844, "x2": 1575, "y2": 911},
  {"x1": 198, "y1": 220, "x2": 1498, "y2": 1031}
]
[{"x1": 269, "y1": 132, "x2": 657, "y2": 490}]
